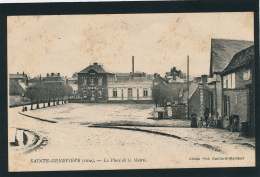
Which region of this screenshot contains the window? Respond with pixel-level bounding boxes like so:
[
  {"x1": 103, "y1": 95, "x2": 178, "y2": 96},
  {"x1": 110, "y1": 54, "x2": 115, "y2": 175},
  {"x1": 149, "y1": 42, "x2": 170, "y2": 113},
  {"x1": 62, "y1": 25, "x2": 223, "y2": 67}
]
[
  {"x1": 227, "y1": 74, "x2": 232, "y2": 88},
  {"x1": 83, "y1": 77, "x2": 87, "y2": 85},
  {"x1": 143, "y1": 88, "x2": 148, "y2": 97},
  {"x1": 90, "y1": 77, "x2": 94, "y2": 85},
  {"x1": 231, "y1": 73, "x2": 235, "y2": 88},
  {"x1": 128, "y1": 88, "x2": 132, "y2": 97},
  {"x1": 223, "y1": 73, "x2": 235, "y2": 89},
  {"x1": 83, "y1": 88, "x2": 87, "y2": 98},
  {"x1": 90, "y1": 89, "x2": 95, "y2": 97},
  {"x1": 113, "y1": 88, "x2": 117, "y2": 97},
  {"x1": 98, "y1": 88, "x2": 102, "y2": 98},
  {"x1": 98, "y1": 77, "x2": 102, "y2": 85},
  {"x1": 243, "y1": 69, "x2": 251, "y2": 80}
]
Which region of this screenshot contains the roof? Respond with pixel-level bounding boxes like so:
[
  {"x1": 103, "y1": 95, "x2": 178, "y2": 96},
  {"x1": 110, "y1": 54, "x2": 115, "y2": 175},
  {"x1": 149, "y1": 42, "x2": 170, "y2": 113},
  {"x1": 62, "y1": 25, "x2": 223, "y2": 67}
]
[
  {"x1": 68, "y1": 84, "x2": 78, "y2": 91},
  {"x1": 222, "y1": 45, "x2": 254, "y2": 74},
  {"x1": 9, "y1": 74, "x2": 26, "y2": 79},
  {"x1": 167, "y1": 76, "x2": 186, "y2": 83},
  {"x1": 19, "y1": 83, "x2": 27, "y2": 91},
  {"x1": 182, "y1": 82, "x2": 198, "y2": 103},
  {"x1": 78, "y1": 63, "x2": 109, "y2": 74},
  {"x1": 117, "y1": 76, "x2": 153, "y2": 83},
  {"x1": 115, "y1": 73, "x2": 130, "y2": 77},
  {"x1": 42, "y1": 76, "x2": 64, "y2": 82},
  {"x1": 210, "y1": 39, "x2": 254, "y2": 75},
  {"x1": 154, "y1": 75, "x2": 166, "y2": 84}
]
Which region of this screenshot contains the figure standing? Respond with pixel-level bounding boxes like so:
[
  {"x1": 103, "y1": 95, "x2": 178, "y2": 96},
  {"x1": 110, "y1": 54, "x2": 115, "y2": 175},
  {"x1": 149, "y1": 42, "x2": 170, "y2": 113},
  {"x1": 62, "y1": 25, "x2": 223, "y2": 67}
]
[
  {"x1": 191, "y1": 111, "x2": 198, "y2": 128},
  {"x1": 204, "y1": 106, "x2": 210, "y2": 128}
]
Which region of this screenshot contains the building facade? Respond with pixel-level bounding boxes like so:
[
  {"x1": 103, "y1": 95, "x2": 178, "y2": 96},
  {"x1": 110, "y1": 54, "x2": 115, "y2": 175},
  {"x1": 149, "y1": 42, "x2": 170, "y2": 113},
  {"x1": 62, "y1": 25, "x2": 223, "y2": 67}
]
[
  {"x1": 9, "y1": 72, "x2": 28, "y2": 96},
  {"x1": 221, "y1": 45, "x2": 254, "y2": 133},
  {"x1": 207, "y1": 39, "x2": 254, "y2": 121},
  {"x1": 77, "y1": 62, "x2": 115, "y2": 102},
  {"x1": 207, "y1": 39, "x2": 254, "y2": 133},
  {"x1": 108, "y1": 73, "x2": 153, "y2": 103}
]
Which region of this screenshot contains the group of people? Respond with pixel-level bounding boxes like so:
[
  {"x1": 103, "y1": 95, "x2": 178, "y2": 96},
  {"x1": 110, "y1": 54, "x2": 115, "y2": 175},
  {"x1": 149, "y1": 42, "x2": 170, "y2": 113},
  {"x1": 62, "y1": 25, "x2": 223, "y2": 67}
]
[{"x1": 191, "y1": 106, "x2": 219, "y2": 128}]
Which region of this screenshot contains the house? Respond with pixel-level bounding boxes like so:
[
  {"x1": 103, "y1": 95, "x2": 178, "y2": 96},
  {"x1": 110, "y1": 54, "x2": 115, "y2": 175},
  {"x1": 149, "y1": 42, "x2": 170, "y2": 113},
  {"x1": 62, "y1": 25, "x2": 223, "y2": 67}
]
[
  {"x1": 208, "y1": 39, "x2": 254, "y2": 117},
  {"x1": 9, "y1": 72, "x2": 28, "y2": 96},
  {"x1": 108, "y1": 72, "x2": 154, "y2": 103},
  {"x1": 66, "y1": 73, "x2": 79, "y2": 98},
  {"x1": 207, "y1": 38, "x2": 254, "y2": 131},
  {"x1": 221, "y1": 45, "x2": 254, "y2": 134},
  {"x1": 41, "y1": 73, "x2": 65, "y2": 86},
  {"x1": 153, "y1": 73, "x2": 166, "y2": 86},
  {"x1": 165, "y1": 67, "x2": 186, "y2": 83},
  {"x1": 77, "y1": 62, "x2": 115, "y2": 102},
  {"x1": 9, "y1": 72, "x2": 28, "y2": 83},
  {"x1": 181, "y1": 75, "x2": 212, "y2": 119}
]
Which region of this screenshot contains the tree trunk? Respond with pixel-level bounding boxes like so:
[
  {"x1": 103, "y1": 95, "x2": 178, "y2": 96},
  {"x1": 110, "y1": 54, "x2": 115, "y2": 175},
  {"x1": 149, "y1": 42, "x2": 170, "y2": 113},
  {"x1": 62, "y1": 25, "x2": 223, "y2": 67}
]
[
  {"x1": 62, "y1": 96, "x2": 64, "y2": 104},
  {"x1": 31, "y1": 101, "x2": 33, "y2": 110},
  {"x1": 48, "y1": 97, "x2": 50, "y2": 107},
  {"x1": 43, "y1": 102, "x2": 45, "y2": 108},
  {"x1": 57, "y1": 98, "x2": 59, "y2": 105},
  {"x1": 36, "y1": 98, "x2": 39, "y2": 109},
  {"x1": 53, "y1": 98, "x2": 56, "y2": 106}
]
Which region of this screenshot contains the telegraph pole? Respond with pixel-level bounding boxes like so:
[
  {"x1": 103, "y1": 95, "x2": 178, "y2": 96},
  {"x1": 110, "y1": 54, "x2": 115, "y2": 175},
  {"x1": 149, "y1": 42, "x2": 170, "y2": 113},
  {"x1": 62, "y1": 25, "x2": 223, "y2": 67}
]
[{"x1": 187, "y1": 55, "x2": 190, "y2": 119}]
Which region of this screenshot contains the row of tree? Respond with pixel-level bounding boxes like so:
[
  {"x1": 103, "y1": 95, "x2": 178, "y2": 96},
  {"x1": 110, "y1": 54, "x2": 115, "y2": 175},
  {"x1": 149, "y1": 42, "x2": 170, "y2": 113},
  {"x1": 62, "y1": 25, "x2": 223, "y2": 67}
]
[
  {"x1": 26, "y1": 82, "x2": 73, "y2": 110},
  {"x1": 152, "y1": 83, "x2": 183, "y2": 107}
]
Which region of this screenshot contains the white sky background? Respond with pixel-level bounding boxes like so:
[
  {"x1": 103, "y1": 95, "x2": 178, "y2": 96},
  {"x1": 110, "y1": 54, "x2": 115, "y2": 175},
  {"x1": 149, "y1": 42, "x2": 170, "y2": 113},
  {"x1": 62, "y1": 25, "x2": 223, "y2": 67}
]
[{"x1": 8, "y1": 12, "x2": 254, "y2": 78}]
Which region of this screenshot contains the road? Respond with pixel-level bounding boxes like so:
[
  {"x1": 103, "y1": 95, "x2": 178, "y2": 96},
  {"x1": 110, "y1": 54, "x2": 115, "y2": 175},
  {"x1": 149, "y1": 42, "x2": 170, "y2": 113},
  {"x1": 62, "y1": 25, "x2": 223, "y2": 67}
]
[{"x1": 8, "y1": 103, "x2": 255, "y2": 171}]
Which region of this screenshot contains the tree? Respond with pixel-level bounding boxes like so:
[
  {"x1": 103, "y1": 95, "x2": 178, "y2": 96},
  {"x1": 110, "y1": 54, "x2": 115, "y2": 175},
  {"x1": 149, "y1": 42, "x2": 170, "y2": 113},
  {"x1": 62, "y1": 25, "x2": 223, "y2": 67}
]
[
  {"x1": 64, "y1": 85, "x2": 73, "y2": 103},
  {"x1": 26, "y1": 85, "x2": 38, "y2": 110},
  {"x1": 152, "y1": 82, "x2": 176, "y2": 107}
]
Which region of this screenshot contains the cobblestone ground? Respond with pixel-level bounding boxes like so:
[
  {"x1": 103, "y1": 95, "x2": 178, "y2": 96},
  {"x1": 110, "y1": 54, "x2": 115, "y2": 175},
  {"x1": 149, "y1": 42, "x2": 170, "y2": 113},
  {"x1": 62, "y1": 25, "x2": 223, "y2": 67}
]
[{"x1": 8, "y1": 103, "x2": 255, "y2": 171}]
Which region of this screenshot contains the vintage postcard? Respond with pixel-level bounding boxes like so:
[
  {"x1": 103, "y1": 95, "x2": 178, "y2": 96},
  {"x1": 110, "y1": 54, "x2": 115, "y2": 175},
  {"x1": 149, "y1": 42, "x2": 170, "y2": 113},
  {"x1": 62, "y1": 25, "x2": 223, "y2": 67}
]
[{"x1": 8, "y1": 12, "x2": 255, "y2": 172}]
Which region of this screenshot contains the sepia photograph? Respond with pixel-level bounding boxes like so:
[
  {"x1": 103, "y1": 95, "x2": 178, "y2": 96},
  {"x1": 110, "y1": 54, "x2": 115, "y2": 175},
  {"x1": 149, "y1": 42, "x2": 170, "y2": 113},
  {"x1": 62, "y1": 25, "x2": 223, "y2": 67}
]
[{"x1": 7, "y1": 11, "x2": 256, "y2": 172}]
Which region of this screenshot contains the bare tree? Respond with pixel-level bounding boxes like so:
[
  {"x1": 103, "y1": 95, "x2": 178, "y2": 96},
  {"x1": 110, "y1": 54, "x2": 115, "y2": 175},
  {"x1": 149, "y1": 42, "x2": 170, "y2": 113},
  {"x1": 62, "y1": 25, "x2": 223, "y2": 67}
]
[{"x1": 26, "y1": 85, "x2": 38, "y2": 110}]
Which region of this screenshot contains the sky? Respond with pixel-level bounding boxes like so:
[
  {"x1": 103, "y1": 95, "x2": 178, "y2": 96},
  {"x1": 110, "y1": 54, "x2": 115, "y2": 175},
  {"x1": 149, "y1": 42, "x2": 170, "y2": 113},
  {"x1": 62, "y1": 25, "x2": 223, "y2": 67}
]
[{"x1": 8, "y1": 12, "x2": 254, "y2": 78}]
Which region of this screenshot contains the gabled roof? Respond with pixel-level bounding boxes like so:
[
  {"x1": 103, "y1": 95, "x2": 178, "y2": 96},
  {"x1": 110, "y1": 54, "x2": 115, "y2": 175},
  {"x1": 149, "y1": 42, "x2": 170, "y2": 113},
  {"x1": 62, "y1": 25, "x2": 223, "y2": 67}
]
[
  {"x1": 182, "y1": 82, "x2": 198, "y2": 103},
  {"x1": 222, "y1": 45, "x2": 254, "y2": 74},
  {"x1": 78, "y1": 63, "x2": 109, "y2": 74},
  {"x1": 210, "y1": 39, "x2": 254, "y2": 75},
  {"x1": 154, "y1": 75, "x2": 166, "y2": 83}
]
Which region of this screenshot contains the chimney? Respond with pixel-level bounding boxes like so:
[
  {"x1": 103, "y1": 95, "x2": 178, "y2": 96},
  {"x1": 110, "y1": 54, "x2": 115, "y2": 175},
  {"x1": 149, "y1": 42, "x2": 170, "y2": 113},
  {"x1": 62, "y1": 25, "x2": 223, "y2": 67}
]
[
  {"x1": 201, "y1": 75, "x2": 208, "y2": 84},
  {"x1": 58, "y1": 73, "x2": 60, "y2": 77},
  {"x1": 93, "y1": 62, "x2": 98, "y2": 65},
  {"x1": 132, "y1": 56, "x2": 134, "y2": 79},
  {"x1": 51, "y1": 73, "x2": 54, "y2": 76}
]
